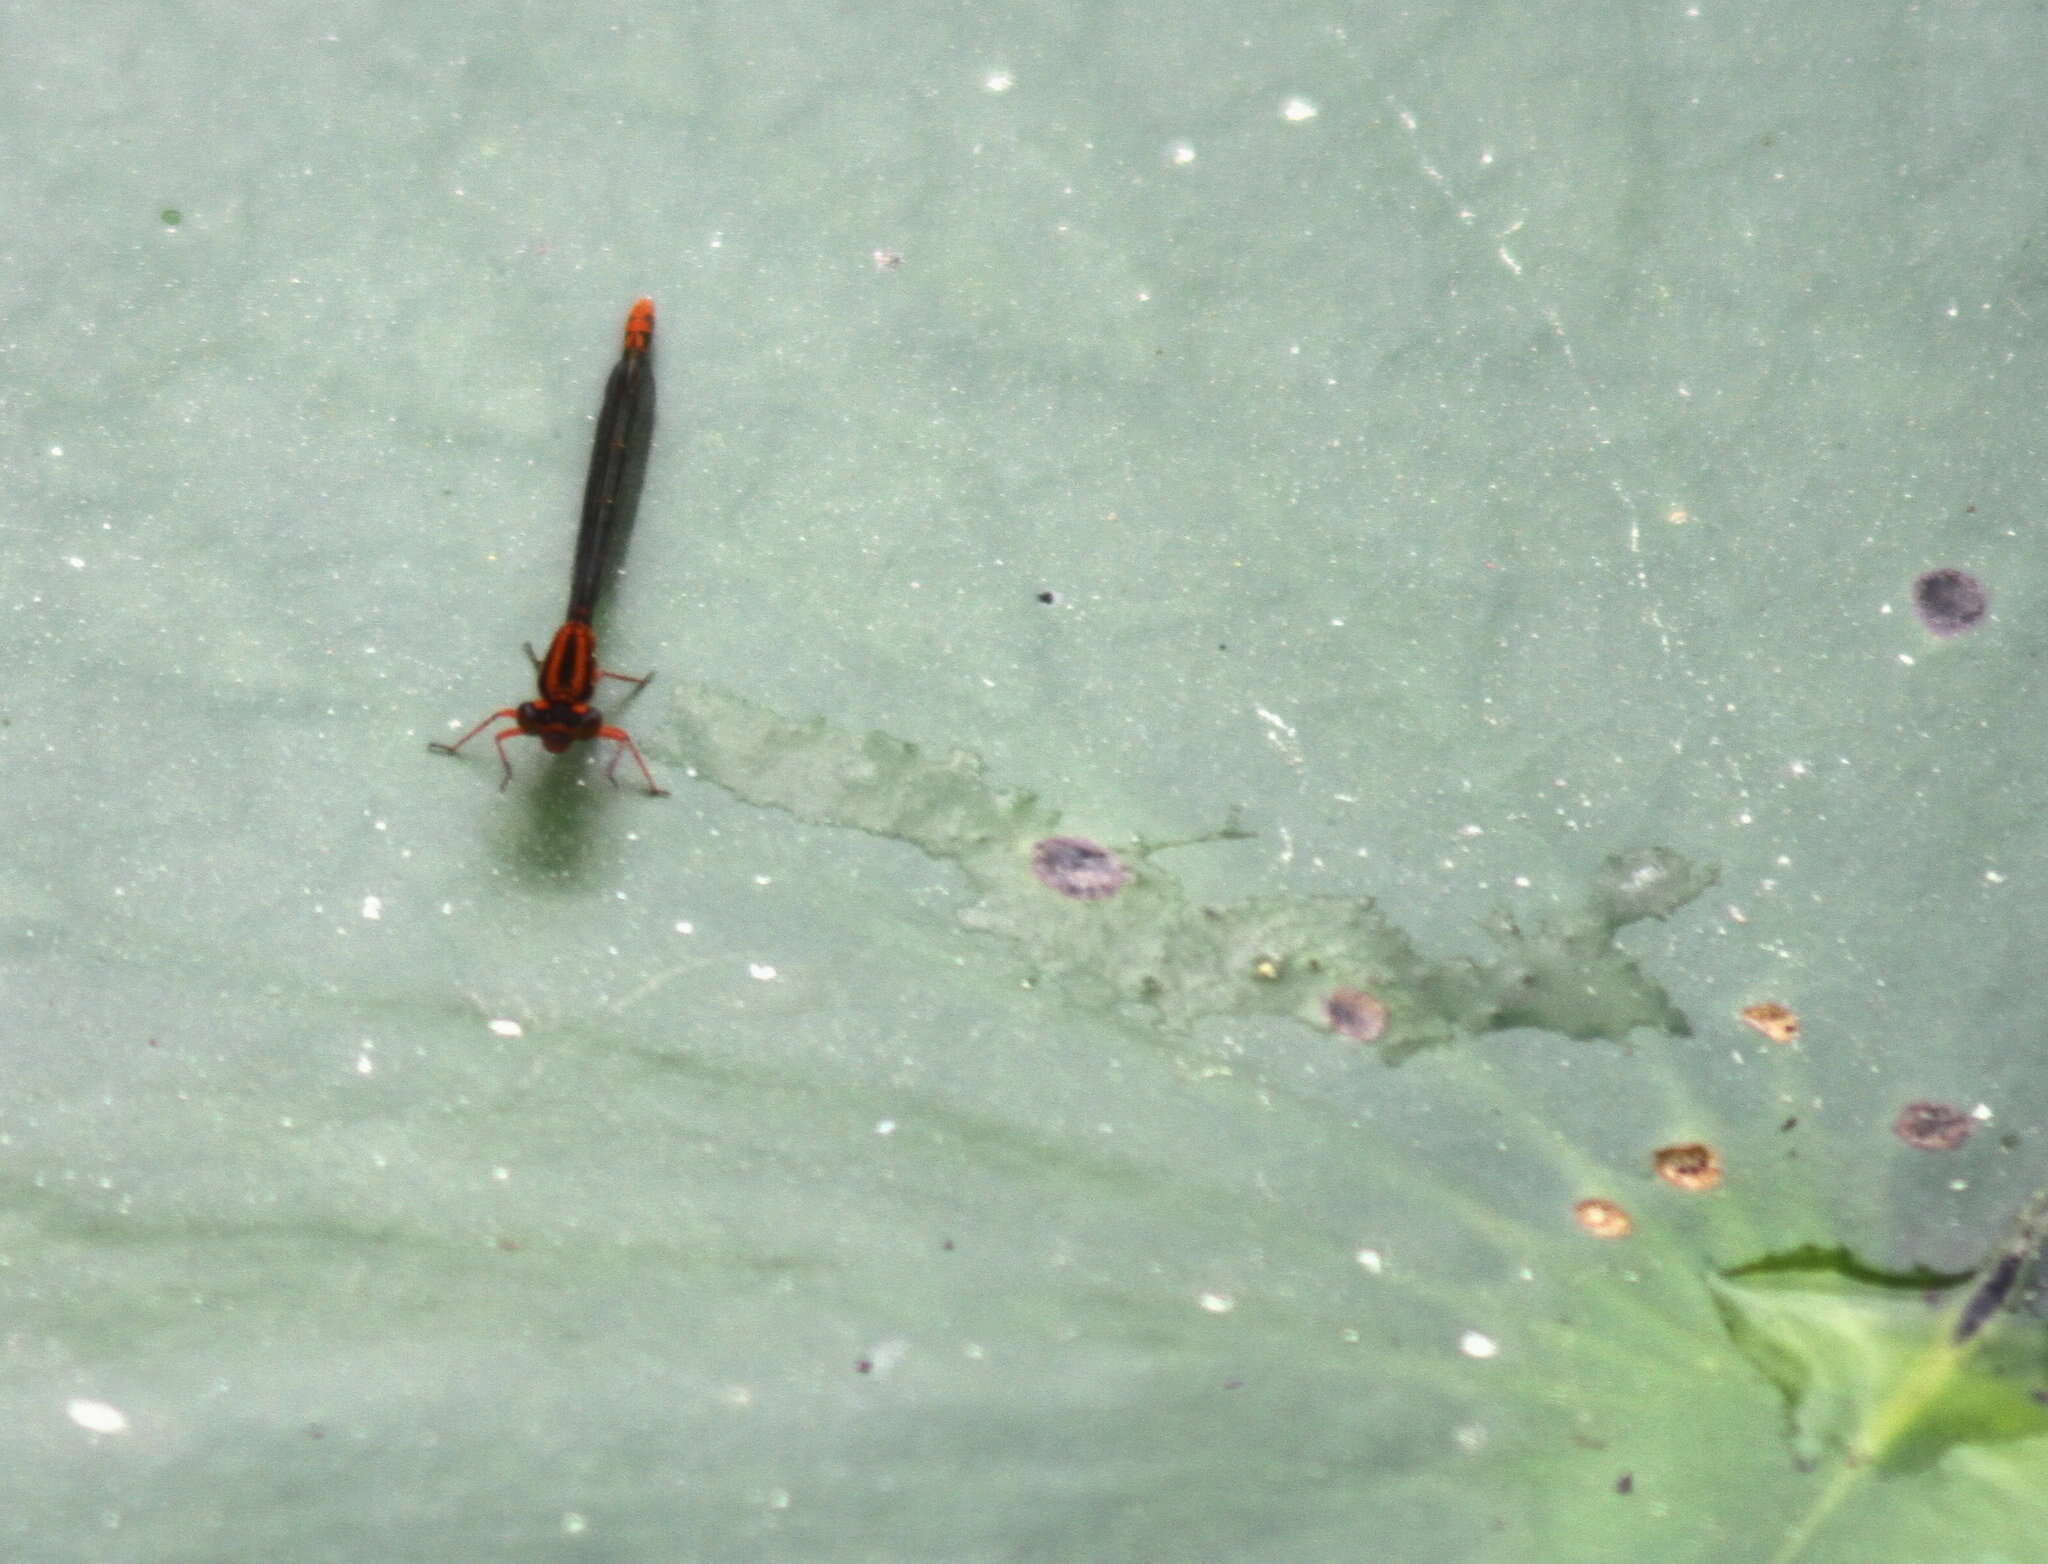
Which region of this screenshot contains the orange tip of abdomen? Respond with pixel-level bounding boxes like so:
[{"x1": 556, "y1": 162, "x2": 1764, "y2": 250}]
[{"x1": 624, "y1": 297, "x2": 655, "y2": 352}]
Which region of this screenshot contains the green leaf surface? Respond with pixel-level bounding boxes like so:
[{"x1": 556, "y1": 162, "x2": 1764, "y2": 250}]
[{"x1": 5, "y1": 2, "x2": 2048, "y2": 1561}]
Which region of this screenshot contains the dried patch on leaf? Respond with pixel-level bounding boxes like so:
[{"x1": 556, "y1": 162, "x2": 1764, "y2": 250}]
[
  {"x1": 1573, "y1": 1198, "x2": 1633, "y2": 1239},
  {"x1": 1740, "y1": 1002, "x2": 1800, "y2": 1045}
]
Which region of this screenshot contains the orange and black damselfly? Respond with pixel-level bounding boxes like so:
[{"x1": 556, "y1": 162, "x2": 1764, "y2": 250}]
[{"x1": 431, "y1": 298, "x2": 669, "y2": 795}]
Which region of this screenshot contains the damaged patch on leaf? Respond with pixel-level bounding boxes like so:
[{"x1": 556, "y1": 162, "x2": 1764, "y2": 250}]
[{"x1": 665, "y1": 680, "x2": 1715, "y2": 1062}]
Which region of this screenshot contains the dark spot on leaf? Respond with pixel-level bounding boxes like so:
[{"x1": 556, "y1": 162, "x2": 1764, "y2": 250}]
[
  {"x1": 1893, "y1": 1100, "x2": 1974, "y2": 1151},
  {"x1": 1036, "y1": 590, "x2": 1058, "y2": 604},
  {"x1": 1912, "y1": 568, "x2": 1988, "y2": 637},
  {"x1": 1615, "y1": 1472, "x2": 1633, "y2": 1495},
  {"x1": 1324, "y1": 987, "x2": 1389, "y2": 1043},
  {"x1": 1030, "y1": 836, "x2": 1130, "y2": 900}
]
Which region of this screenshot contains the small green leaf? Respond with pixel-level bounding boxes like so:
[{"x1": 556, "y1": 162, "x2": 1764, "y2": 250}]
[{"x1": 1710, "y1": 1231, "x2": 2048, "y2": 1562}]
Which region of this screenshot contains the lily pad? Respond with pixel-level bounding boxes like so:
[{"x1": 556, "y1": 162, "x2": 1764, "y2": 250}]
[{"x1": 4, "y1": 3, "x2": 2047, "y2": 1563}]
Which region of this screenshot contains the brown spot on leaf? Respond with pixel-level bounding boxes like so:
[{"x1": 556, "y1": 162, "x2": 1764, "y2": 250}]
[{"x1": 1654, "y1": 1142, "x2": 1723, "y2": 1192}]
